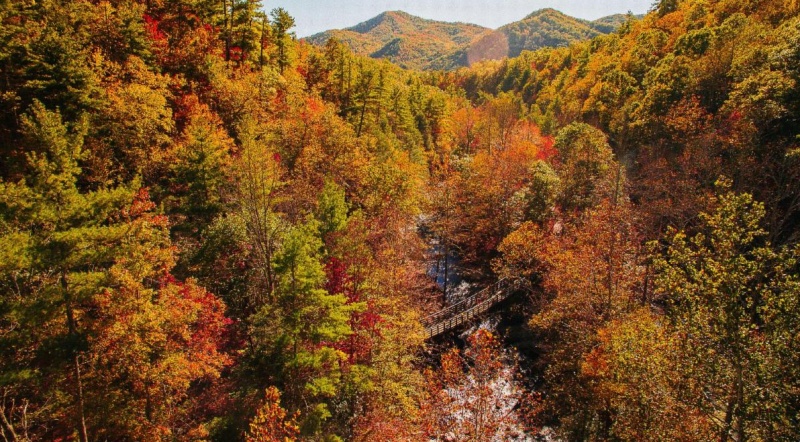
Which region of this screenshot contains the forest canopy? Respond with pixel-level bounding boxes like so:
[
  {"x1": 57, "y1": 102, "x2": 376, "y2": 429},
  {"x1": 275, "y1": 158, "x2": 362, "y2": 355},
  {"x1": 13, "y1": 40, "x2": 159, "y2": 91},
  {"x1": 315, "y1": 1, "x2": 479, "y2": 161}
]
[{"x1": 1, "y1": 0, "x2": 799, "y2": 440}]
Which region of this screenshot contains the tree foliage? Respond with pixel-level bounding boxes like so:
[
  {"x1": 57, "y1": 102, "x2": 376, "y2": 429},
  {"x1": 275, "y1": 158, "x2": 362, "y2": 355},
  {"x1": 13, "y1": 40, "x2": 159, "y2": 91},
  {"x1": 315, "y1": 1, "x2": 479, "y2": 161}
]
[
  {"x1": 1, "y1": 0, "x2": 800, "y2": 440},
  {"x1": 653, "y1": 184, "x2": 800, "y2": 440}
]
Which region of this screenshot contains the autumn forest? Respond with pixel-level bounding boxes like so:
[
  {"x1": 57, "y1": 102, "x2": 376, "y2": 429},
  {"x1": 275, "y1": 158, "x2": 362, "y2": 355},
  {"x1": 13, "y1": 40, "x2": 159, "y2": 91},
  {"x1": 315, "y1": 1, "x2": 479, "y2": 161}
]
[{"x1": 1, "y1": 0, "x2": 799, "y2": 440}]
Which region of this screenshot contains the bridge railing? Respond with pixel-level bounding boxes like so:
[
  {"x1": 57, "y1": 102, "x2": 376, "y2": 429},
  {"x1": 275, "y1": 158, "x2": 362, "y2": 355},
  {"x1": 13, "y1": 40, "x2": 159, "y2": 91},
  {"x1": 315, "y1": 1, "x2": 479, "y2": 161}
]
[
  {"x1": 423, "y1": 278, "x2": 528, "y2": 338},
  {"x1": 421, "y1": 278, "x2": 508, "y2": 327}
]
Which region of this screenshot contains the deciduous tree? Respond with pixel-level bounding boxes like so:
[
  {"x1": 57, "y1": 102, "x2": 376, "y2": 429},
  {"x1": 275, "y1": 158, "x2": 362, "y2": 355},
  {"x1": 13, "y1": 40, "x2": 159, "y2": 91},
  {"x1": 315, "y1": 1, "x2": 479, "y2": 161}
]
[{"x1": 653, "y1": 184, "x2": 800, "y2": 441}]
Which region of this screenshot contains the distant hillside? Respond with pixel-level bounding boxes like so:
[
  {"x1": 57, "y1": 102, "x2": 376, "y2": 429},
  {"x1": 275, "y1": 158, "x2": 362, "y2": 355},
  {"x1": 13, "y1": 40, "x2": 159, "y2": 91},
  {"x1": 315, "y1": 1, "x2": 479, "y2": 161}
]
[
  {"x1": 305, "y1": 10, "x2": 636, "y2": 71},
  {"x1": 498, "y1": 9, "x2": 606, "y2": 58},
  {"x1": 304, "y1": 11, "x2": 490, "y2": 70},
  {"x1": 439, "y1": 9, "x2": 624, "y2": 69},
  {"x1": 590, "y1": 13, "x2": 636, "y2": 33}
]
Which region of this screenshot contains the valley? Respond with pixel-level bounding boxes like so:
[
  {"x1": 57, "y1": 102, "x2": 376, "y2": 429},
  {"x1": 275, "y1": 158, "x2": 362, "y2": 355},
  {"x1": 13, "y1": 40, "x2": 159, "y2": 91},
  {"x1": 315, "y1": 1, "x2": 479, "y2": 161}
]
[{"x1": 0, "y1": 0, "x2": 799, "y2": 441}]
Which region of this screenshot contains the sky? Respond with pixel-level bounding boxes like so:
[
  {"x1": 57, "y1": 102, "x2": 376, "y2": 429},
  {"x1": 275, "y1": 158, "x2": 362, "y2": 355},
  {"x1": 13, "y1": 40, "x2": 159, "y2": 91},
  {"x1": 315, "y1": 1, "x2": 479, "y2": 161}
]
[{"x1": 271, "y1": 0, "x2": 655, "y2": 37}]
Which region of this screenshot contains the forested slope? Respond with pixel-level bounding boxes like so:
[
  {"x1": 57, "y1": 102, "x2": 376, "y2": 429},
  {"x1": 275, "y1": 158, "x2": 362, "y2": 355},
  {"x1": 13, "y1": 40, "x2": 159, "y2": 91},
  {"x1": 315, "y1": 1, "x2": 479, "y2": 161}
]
[
  {"x1": 0, "y1": 0, "x2": 799, "y2": 441},
  {"x1": 451, "y1": 8, "x2": 611, "y2": 67},
  {"x1": 432, "y1": 0, "x2": 800, "y2": 439},
  {"x1": 442, "y1": 0, "x2": 800, "y2": 243},
  {"x1": 304, "y1": 11, "x2": 490, "y2": 70},
  {"x1": 306, "y1": 9, "x2": 630, "y2": 71},
  {"x1": 0, "y1": 1, "x2": 445, "y2": 440}
]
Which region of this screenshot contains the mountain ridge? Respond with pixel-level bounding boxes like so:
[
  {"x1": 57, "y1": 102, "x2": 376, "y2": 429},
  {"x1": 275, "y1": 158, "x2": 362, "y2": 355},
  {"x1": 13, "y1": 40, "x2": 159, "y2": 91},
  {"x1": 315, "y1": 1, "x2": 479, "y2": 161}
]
[
  {"x1": 304, "y1": 9, "x2": 637, "y2": 70},
  {"x1": 305, "y1": 11, "x2": 490, "y2": 70}
]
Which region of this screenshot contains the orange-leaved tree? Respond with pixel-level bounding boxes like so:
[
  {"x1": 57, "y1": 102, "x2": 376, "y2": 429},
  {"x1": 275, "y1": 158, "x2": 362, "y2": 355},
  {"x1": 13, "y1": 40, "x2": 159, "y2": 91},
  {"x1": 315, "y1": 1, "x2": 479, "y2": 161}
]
[{"x1": 423, "y1": 330, "x2": 535, "y2": 441}]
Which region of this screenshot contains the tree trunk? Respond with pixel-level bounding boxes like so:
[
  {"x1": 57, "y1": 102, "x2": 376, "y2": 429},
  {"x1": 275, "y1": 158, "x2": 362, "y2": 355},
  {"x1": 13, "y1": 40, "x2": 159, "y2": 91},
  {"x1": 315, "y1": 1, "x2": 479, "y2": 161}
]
[
  {"x1": 260, "y1": 15, "x2": 266, "y2": 69},
  {"x1": 73, "y1": 355, "x2": 88, "y2": 442},
  {"x1": 223, "y1": 0, "x2": 231, "y2": 62},
  {"x1": 62, "y1": 274, "x2": 88, "y2": 442},
  {"x1": 356, "y1": 99, "x2": 368, "y2": 138}
]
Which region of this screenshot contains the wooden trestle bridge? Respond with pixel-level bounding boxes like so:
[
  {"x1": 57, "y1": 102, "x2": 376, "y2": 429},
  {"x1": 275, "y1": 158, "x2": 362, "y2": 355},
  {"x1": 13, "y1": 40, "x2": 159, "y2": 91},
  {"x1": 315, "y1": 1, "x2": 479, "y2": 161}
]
[{"x1": 421, "y1": 278, "x2": 530, "y2": 338}]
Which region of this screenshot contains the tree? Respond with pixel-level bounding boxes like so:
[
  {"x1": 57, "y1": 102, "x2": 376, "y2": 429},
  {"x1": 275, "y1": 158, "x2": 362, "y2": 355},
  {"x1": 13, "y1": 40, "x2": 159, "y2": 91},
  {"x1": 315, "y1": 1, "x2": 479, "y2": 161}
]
[
  {"x1": 315, "y1": 179, "x2": 349, "y2": 241},
  {"x1": 552, "y1": 122, "x2": 616, "y2": 213},
  {"x1": 423, "y1": 330, "x2": 533, "y2": 441},
  {"x1": 230, "y1": 0, "x2": 264, "y2": 64},
  {"x1": 448, "y1": 103, "x2": 482, "y2": 156},
  {"x1": 326, "y1": 213, "x2": 428, "y2": 442},
  {"x1": 528, "y1": 197, "x2": 643, "y2": 439},
  {"x1": 271, "y1": 8, "x2": 295, "y2": 74},
  {"x1": 654, "y1": 0, "x2": 678, "y2": 17},
  {"x1": 93, "y1": 56, "x2": 175, "y2": 183},
  {"x1": 0, "y1": 102, "x2": 124, "y2": 441},
  {"x1": 246, "y1": 387, "x2": 300, "y2": 442},
  {"x1": 0, "y1": 0, "x2": 101, "y2": 123},
  {"x1": 653, "y1": 184, "x2": 800, "y2": 441},
  {"x1": 89, "y1": 246, "x2": 230, "y2": 440},
  {"x1": 251, "y1": 218, "x2": 360, "y2": 438},
  {"x1": 494, "y1": 221, "x2": 546, "y2": 281},
  {"x1": 449, "y1": 121, "x2": 547, "y2": 272},
  {"x1": 0, "y1": 102, "x2": 229, "y2": 440},
  {"x1": 232, "y1": 118, "x2": 286, "y2": 306},
  {"x1": 524, "y1": 160, "x2": 560, "y2": 223},
  {"x1": 170, "y1": 95, "x2": 235, "y2": 230},
  {"x1": 481, "y1": 93, "x2": 520, "y2": 152},
  {"x1": 582, "y1": 308, "x2": 715, "y2": 441}
]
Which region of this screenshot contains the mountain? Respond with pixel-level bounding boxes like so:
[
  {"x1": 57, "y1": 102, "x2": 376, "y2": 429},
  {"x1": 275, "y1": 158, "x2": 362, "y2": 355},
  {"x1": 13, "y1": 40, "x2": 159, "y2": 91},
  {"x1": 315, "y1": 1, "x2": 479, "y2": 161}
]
[
  {"x1": 590, "y1": 13, "x2": 637, "y2": 33},
  {"x1": 305, "y1": 9, "x2": 635, "y2": 71},
  {"x1": 438, "y1": 9, "x2": 615, "y2": 69},
  {"x1": 304, "y1": 11, "x2": 490, "y2": 70},
  {"x1": 488, "y1": 9, "x2": 607, "y2": 58}
]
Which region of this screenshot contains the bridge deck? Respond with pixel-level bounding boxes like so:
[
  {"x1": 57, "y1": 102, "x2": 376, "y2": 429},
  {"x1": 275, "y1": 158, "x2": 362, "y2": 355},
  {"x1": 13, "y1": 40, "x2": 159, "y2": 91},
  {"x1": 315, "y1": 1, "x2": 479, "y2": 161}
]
[{"x1": 422, "y1": 278, "x2": 527, "y2": 338}]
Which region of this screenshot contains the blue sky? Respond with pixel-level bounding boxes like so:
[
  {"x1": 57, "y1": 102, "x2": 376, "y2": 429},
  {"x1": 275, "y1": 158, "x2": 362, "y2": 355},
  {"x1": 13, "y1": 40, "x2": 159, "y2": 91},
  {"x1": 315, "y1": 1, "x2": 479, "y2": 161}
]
[{"x1": 271, "y1": 0, "x2": 655, "y2": 37}]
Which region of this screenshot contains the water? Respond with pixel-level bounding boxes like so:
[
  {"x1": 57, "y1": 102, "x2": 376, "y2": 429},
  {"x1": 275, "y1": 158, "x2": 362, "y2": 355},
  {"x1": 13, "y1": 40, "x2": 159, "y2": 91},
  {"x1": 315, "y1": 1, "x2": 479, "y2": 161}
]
[{"x1": 426, "y1": 239, "x2": 458, "y2": 284}]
